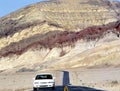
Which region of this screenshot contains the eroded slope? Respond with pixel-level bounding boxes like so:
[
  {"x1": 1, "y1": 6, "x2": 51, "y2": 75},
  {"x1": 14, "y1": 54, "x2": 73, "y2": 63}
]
[{"x1": 0, "y1": 0, "x2": 120, "y2": 71}]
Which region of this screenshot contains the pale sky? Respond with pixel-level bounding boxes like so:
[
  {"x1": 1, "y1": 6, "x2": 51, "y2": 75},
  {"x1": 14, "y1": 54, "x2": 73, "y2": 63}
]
[
  {"x1": 0, "y1": 0, "x2": 120, "y2": 17},
  {"x1": 0, "y1": 0, "x2": 45, "y2": 17}
]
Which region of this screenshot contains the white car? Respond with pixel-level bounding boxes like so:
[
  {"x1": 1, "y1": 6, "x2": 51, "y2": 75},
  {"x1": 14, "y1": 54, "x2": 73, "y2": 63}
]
[{"x1": 33, "y1": 73, "x2": 55, "y2": 91}]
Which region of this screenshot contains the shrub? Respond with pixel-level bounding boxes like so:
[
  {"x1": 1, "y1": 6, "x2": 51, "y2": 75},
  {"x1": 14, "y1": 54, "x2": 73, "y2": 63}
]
[{"x1": 111, "y1": 80, "x2": 119, "y2": 86}]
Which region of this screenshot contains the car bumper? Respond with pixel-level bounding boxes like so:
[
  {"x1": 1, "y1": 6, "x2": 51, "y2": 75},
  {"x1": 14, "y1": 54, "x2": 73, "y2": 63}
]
[{"x1": 33, "y1": 83, "x2": 54, "y2": 88}]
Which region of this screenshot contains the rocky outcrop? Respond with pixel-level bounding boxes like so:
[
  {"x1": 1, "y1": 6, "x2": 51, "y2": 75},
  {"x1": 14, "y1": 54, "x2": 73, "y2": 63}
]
[
  {"x1": 0, "y1": 20, "x2": 120, "y2": 57},
  {"x1": 0, "y1": 0, "x2": 120, "y2": 71},
  {"x1": 0, "y1": 0, "x2": 120, "y2": 37}
]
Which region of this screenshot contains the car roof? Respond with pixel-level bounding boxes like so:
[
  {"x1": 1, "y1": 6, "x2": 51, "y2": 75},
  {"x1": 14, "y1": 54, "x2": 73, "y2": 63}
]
[{"x1": 37, "y1": 73, "x2": 53, "y2": 75}]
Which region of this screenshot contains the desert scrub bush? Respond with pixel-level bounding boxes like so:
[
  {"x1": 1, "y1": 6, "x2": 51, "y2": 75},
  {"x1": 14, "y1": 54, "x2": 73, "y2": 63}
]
[
  {"x1": 110, "y1": 80, "x2": 119, "y2": 86},
  {"x1": 16, "y1": 67, "x2": 35, "y2": 72}
]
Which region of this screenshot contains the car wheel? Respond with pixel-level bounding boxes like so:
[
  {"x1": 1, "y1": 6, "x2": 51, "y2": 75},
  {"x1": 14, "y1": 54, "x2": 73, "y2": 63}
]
[{"x1": 33, "y1": 87, "x2": 37, "y2": 91}]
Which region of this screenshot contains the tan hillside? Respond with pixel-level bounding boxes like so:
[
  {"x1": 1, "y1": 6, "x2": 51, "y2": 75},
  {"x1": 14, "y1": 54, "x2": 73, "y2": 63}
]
[{"x1": 0, "y1": 0, "x2": 120, "y2": 72}]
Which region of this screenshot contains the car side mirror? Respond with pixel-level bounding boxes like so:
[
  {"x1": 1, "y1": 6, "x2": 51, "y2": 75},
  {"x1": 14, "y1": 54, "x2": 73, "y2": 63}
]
[
  {"x1": 33, "y1": 78, "x2": 35, "y2": 80},
  {"x1": 53, "y1": 77, "x2": 56, "y2": 79}
]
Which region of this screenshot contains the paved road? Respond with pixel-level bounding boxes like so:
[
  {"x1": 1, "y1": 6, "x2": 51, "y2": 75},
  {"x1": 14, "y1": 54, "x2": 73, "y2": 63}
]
[
  {"x1": 28, "y1": 86, "x2": 104, "y2": 91},
  {"x1": 29, "y1": 86, "x2": 104, "y2": 91},
  {"x1": 28, "y1": 71, "x2": 104, "y2": 91}
]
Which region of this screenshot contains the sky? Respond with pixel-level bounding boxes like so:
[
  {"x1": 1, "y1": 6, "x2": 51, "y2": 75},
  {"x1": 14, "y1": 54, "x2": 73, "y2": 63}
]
[
  {"x1": 0, "y1": 0, "x2": 45, "y2": 17},
  {"x1": 0, "y1": 0, "x2": 120, "y2": 17}
]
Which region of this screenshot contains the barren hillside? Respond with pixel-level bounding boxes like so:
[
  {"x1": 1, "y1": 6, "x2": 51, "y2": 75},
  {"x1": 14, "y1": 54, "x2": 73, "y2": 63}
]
[{"x1": 0, "y1": 0, "x2": 120, "y2": 72}]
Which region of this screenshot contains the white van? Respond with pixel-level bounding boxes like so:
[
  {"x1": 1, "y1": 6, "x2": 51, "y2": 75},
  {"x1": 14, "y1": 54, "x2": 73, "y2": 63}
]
[{"x1": 33, "y1": 73, "x2": 55, "y2": 91}]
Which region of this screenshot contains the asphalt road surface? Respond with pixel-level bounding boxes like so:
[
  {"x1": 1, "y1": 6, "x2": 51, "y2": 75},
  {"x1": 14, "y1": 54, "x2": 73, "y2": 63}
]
[
  {"x1": 29, "y1": 86, "x2": 104, "y2": 91},
  {"x1": 28, "y1": 71, "x2": 104, "y2": 91}
]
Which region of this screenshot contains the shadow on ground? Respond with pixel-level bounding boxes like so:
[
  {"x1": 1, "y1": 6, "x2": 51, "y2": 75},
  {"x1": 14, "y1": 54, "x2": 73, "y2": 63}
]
[{"x1": 32, "y1": 71, "x2": 105, "y2": 91}]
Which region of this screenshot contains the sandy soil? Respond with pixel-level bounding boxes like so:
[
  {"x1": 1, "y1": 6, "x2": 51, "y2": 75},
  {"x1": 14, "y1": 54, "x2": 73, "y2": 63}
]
[{"x1": 0, "y1": 67, "x2": 120, "y2": 91}]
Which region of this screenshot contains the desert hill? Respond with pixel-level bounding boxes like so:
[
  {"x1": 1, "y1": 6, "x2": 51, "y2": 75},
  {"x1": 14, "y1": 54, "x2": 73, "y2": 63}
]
[{"x1": 0, "y1": 0, "x2": 120, "y2": 72}]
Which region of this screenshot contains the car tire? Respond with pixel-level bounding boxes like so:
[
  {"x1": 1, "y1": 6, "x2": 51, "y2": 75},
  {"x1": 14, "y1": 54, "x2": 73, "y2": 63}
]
[{"x1": 33, "y1": 87, "x2": 37, "y2": 91}]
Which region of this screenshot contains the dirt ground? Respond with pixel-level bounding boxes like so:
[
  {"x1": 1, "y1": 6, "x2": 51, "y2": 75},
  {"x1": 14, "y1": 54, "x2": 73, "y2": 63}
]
[{"x1": 0, "y1": 67, "x2": 120, "y2": 91}]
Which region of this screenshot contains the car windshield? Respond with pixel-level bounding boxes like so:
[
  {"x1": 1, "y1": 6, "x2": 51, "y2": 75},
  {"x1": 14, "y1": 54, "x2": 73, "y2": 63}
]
[{"x1": 35, "y1": 74, "x2": 53, "y2": 80}]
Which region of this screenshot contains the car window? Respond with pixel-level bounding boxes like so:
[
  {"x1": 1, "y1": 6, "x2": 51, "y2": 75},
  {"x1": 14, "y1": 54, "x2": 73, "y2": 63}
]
[{"x1": 35, "y1": 74, "x2": 53, "y2": 80}]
